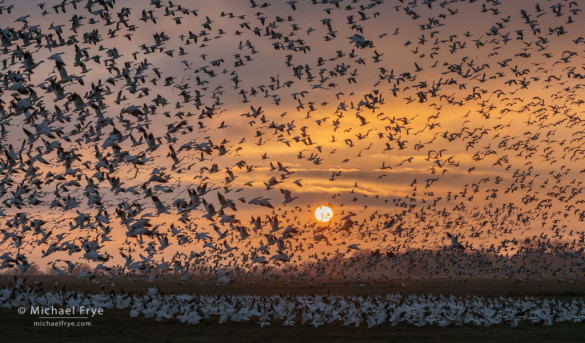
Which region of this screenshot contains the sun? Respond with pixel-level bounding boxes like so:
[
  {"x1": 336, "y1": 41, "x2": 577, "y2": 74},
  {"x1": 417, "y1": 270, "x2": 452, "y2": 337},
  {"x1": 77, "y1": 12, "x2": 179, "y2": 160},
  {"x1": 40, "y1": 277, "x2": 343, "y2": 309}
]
[{"x1": 315, "y1": 205, "x2": 333, "y2": 223}]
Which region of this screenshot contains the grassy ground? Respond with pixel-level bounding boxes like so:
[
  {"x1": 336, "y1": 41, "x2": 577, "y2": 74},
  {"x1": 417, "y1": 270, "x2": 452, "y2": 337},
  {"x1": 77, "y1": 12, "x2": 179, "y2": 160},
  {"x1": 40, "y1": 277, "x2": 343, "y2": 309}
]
[
  {"x1": 1, "y1": 308, "x2": 584, "y2": 343},
  {"x1": 3, "y1": 274, "x2": 585, "y2": 297},
  {"x1": 2, "y1": 275, "x2": 584, "y2": 342}
]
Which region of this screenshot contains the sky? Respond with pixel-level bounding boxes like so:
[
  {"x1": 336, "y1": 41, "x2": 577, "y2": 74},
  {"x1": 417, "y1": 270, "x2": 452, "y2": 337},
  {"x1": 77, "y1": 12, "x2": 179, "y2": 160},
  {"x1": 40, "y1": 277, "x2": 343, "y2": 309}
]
[{"x1": 1, "y1": 0, "x2": 585, "y2": 274}]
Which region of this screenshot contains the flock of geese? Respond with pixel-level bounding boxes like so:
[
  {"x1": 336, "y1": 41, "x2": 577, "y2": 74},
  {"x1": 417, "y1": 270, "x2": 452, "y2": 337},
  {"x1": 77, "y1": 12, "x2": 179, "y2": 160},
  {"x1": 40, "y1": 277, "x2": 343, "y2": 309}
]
[
  {"x1": 2, "y1": 285, "x2": 585, "y2": 327},
  {"x1": 1, "y1": 0, "x2": 585, "y2": 304}
]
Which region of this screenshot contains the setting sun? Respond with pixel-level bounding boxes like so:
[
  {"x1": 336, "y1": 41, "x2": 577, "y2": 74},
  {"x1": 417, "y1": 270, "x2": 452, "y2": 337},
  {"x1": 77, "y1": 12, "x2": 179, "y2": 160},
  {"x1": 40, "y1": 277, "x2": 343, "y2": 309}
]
[{"x1": 315, "y1": 206, "x2": 333, "y2": 223}]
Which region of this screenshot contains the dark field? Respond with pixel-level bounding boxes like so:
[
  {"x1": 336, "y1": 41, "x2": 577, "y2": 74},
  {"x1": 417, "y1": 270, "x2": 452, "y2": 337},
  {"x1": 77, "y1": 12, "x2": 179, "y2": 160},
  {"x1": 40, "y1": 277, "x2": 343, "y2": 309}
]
[
  {"x1": 1, "y1": 275, "x2": 584, "y2": 342},
  {"x1": 3, "y1": 274, "x2": 585, "y2": 297},
  {"x1": 1, "y1": 308, "x2": 584, "y2": 343}
]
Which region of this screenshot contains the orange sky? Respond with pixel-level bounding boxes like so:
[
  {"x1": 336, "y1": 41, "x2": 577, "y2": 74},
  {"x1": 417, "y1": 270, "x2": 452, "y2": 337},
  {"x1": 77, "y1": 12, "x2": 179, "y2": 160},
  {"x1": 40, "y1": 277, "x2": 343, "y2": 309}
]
[{"x1": 1, "y1": 0, "x2": 585, "y2": 274}]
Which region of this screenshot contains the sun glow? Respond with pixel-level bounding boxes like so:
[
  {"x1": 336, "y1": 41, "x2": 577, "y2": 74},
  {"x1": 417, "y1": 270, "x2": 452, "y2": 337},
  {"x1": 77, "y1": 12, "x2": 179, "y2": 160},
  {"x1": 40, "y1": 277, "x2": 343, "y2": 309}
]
[{"x1": 315, "y1": 205, "x2": 333, "y2": 223}]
